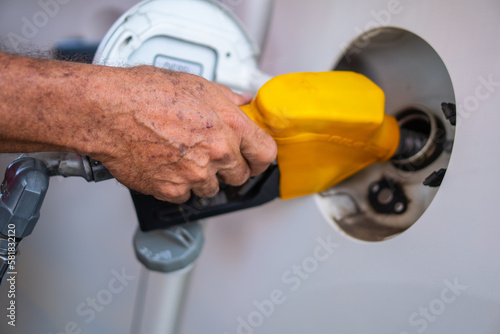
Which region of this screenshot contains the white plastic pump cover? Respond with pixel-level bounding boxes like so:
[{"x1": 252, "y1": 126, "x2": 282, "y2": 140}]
[{"x1": 94, "y1": 0, "x2": 269, "y2": 92}]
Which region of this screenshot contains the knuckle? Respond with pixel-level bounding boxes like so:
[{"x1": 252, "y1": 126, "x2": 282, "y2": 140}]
[
  {"x1": 234, "y1": 113, "x2": 250, "y2": 130},
  {"x1": 255, "y1": 134, "x2": 278, "y2": 164},
  {"x1": 264, "y1": 141, "x2": 278, "y2": 163},
  {"x1": 221, "y1": 165, "x2": 250, "y2": 186},
  {"x1": 210, "y1": 142, "x2": 233, "y2": 162},
  {"x1": 221, "y1": 157, "x2": 239, "y2": 171},
  {"x1": 189, "y1": 168, "x2": 209, "y2": 183},
  {"x1": 224, "y1": 112, "x2": 248, "y2": 131}
]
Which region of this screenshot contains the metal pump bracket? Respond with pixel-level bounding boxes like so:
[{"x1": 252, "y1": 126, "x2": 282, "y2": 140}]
[{"x1": 0, "y1": 153, "x2": 113, "y2": 284}]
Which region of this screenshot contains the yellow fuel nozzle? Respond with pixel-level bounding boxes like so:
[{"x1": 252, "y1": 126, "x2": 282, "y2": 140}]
[{"x1": 240, "y1": 71, "x2": 400, "y2": 200}]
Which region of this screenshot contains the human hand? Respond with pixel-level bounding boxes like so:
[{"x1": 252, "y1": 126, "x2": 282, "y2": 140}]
[{"x1": 86, "y1": 66, "x2": 277, "y2": 203}]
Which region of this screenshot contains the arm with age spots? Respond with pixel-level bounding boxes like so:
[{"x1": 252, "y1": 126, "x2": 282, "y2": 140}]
[{"x1": 0, "y1": 51, "x2": 277, "y2": 203}]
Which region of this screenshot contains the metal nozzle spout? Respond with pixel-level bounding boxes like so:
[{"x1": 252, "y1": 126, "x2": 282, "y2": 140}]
[
  {"x1": 393, "y1": 128, "x2": 429, "y2": 160},
  {"x1": 391, "y1": 109, "x2": 445, "y2": 171}
]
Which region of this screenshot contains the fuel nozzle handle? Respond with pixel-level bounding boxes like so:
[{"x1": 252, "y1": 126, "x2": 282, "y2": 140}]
[
  {"x1": 0, "y1": 153, "x2": 113, "y2": 284},
  {"x1": 0, "y1": 158, "x2": 50, "y2": 283}
]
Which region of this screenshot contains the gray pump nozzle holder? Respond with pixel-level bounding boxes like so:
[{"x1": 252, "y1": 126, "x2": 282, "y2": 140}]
[
  {"x1": 133, "y1": 222, "x2": 204, "y2": 273},
  {"x1": 0, "y1": 158, "x2": 49, "y2": 239},
  {"x1": 0, "y1": 157, "x2": 50, "y2": 283},
  {"x1": 0, "y1": 152, "x2": 114, "y2": 285}
]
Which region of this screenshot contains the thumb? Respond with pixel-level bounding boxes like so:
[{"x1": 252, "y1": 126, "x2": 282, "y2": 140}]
[{"x1": 213, "y1": 82, "x2": 253, "y2": 106}]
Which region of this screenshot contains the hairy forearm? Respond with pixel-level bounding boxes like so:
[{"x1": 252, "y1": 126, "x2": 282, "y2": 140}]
[{"x1": 0, "y1": 51, "x2": 116, "y2": 155}]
